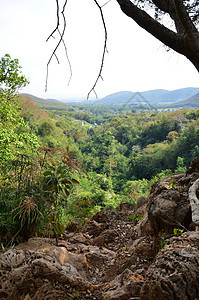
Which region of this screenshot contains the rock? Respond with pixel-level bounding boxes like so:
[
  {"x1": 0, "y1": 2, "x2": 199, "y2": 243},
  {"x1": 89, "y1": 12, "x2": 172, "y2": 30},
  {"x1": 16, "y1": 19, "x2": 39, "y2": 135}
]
[
  {"x1": 92, "y1": 210, "x2": 117, "y2": 225},
  {"x1": 65, "y1": 232, "x2": 92, "y2": 245},
  {"x1": 85, "y1": 248, "x2": 116, "y2": 268},
  {"x1": 119, "y1": 202, "x2": 135, "y2": 212},
  {"x1": 2, "y1": 158, "x2": 199, "y2": 299},
  {"x1": 135, "y1": 214, "x2": 154, "y2": 237},
  {"x1": 148, "y1": 175, "x2": 192, "y2": 236},
  {"x1": 186, "y1": 157, "x2": 199, "y2": 175},
  {"x1": 84, "y1": 220, "x2": 107, "y2": 237},
  {"x1": 92, "y1": 229, "x2": 118, "y2": 246},
  {"x1": 101, "y1": 255, "x2": 138, "y2": 283},
  {"x1": 129, "y1": 237, "x2": 154, "y2": 258},
  {"x1": 92, "y1": 211, "x2": 110, "y2": 224},
  {"x1": 0, "y1": 248, "x2": 96, "y2": 300},
  {"x1": 137, "y1": 197, "x2": 148, "y2": 208},
  {"x1": 102, "y1": 269, "x2": 144, "y2": 300},
  {"x1": 140, "y1": 231, "x2": 199, "y2": 300},
  {"x1": 188, "y1": 178, "x2": 199, "y2": 229}
]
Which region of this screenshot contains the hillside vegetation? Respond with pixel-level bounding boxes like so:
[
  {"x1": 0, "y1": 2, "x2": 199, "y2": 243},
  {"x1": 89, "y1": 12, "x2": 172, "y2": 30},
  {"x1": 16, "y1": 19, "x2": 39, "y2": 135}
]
[
  {"x1": 1, "y1": 54, "x2": 199, "y2": 247},
  {"x1": 2, "y1": 86, "x2": 199, "y2": 243}
]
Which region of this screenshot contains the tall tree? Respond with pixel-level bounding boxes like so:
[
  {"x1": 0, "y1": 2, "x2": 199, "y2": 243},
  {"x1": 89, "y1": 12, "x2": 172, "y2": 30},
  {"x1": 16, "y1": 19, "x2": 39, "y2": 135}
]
[
  {"x1": 116, "y1": 0, "x2": 199, "y2": 71},
  {"x1": 0, "y1": 54, "x2": 38, "y2": 165},
  {"x1": 48, "y1": 1, "x2": 199, "y2": 97}
]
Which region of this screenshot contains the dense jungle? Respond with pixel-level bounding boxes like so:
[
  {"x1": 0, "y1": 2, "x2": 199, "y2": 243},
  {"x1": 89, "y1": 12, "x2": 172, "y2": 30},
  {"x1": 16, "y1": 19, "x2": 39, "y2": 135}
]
[{"x1": 0, "y1": 54, "x2": 199, "y2": 299}]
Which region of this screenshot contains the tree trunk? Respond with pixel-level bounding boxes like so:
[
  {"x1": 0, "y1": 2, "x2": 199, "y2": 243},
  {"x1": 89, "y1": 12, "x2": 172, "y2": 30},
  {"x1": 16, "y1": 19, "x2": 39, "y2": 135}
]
[{"x1": 116, "y1": 0, "x2": 199, "y2": 73}]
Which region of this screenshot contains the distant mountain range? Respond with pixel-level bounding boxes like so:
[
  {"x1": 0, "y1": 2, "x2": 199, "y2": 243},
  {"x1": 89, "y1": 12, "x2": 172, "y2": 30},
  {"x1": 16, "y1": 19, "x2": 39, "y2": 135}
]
[
  {"x1": 84, "y1": 87, "x2": 199, "y2": 106},
  {"x1": 20, "y1": 87, "x2": 199, "y2": 109}
]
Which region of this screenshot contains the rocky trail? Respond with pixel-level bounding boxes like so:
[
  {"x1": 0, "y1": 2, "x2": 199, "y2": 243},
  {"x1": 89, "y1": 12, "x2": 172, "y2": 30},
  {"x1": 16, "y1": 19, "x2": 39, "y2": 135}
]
[{"x1": 1, "y1": 159, "x2": 199, "y2": 299}]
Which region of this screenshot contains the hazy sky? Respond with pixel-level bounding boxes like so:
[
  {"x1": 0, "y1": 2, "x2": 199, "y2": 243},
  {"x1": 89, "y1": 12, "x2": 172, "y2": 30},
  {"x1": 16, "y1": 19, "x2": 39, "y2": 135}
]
[{"x1": 0, "y1": 0, "x2": 199, "y2": 100}]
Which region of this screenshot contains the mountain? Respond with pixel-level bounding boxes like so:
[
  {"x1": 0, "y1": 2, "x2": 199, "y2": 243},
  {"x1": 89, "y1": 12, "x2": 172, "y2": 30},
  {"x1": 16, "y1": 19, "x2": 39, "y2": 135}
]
[
  {"x1": 171, "y1": 92, "x2": 199, "y2": 108},
  {"x1": 19, "y1": 87, "x2": 199, "y2": 109},
  {"x1": 142, "y1": 87, "x2": 199, "y2": 103},
  {"x1": 19, "y1": 93, "x2": 69, "y2": 110},
  {"x1": 20, "y1": 94, "x2": 62, "y2": 105},
  {"x1": 94, "y1": 88, "x2": 199, "y2": 106}
]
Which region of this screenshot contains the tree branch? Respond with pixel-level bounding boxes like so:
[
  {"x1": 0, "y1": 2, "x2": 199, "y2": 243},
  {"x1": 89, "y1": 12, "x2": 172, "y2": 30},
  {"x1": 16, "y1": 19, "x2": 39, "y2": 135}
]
[
  {"x1": 45, "y1": 0, "x2": 72, "y2": 91},
  {"x1": 46, "y1": 0, "x2": 60, "y2": 42},
  {"x1": 116, "y1": 0, "x2": 186, "y2": 55},
  {"x1": 87, "y1": 0, "x2": 108, "y2": 99},
  {"x1": 151, "y1": 0, "x2": 171, "y2": 14},
  {"x1": 173, "y1": 0, "x2": 199, "y2": 38},
  {"x1": 58, "y1": 29, "x2": 72, "y2": 86}
]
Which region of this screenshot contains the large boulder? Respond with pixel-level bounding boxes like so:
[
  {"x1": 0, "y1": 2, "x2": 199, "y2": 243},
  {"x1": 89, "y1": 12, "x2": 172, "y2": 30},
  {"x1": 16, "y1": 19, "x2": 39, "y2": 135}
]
[
  {"x1": 102, "y1": 269, "x2": 144, "y2": 300},
  {"x1": 140, "y1": 231, "x2": 199, "y2": 300},
  {"x1": 148, "y1": 174, "x2": 192, "y2": 236},
  {"x1": 0, "y1": 237, "x2": 117, "y2": 299},
  {"x1": 0, "y1": 248, "x2": 95, "y2": 300}
]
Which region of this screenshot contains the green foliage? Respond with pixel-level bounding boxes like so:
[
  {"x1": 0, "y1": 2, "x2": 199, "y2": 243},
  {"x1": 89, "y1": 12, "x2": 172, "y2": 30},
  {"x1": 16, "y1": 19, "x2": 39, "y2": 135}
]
[
  {"x1": 130, "y1": 213, "x2": 143, "y2": 222},
  {"x1": 0, "y1": 54, "x2": 29, "y2": 93},
  {"x1": 0, "y1": 148, "x2": 79, "y2": 242},
  {"x1": 169, "y1": 179, "x2": 180, "y2": 190},
  {"x1": 67, "y1": 196, "x2": 96, "y2": 225},
  {"x1": 38, "y1": 121, "x2": 54, "y2": 137},
  {"x1": 175, "y1": 156, "x2": 187, "y2": 174},
  {"x1": 173, "y1": 228, "x2": 184, "y2": 236},
  {"x1": 3, "y1": 75, "x2": 199, "y2": 245},
  {"x1": 0, "y1": 54, "x2": 39, "y2": 167},
  {"x1": 122, "y1": 178, "x2": 150, "y2": 203},
  {"x1": 159, "y1": 236, "x2": 168, "y2": 249}
]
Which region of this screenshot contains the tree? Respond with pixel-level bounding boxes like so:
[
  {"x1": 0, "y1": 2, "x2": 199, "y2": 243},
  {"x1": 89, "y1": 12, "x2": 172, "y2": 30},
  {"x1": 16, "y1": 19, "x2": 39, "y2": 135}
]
[
  {"x1": 116, "y1": 0, "x2": 199, "y2": 71},
  {"x1": 0, "y1": 54, "x2": 38, "y2": 165},
  {"x1": 0, "y1": 54, "x2": 29, "y2": 94},
  {"x1": 47, "y1": 1, "x2": 199, "y2": 97}
]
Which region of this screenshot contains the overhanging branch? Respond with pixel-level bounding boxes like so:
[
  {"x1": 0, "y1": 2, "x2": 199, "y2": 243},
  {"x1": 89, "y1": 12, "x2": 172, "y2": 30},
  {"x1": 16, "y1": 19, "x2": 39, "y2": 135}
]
[
  {"x1": 87, "y1": 0, "x2": 108, "y2": 99},
  {"x1": 45, "y1": 0, "x2": 72, "y2": 91},
  {"x1": 116, "y1": 0, "x2": 185, "y2": 55}
]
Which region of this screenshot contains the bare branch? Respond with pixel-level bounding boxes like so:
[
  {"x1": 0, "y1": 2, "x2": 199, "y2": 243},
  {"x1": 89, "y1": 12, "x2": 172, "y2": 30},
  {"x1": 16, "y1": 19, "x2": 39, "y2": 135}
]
[
  {"x1": 87, "y1": 0, "x2": 108, "y2": 99},
  {"x1": 101, "y1": 0, "x2": 112, "y2": 8},
  {"x1": 45, "y1": 0, "x2": 72, "y2": 91},
  {"x1": 58, "y1": 28, "x2": 72, "y2": 86},
  {"x1": 54, "y1": 53, "x2": 60, "y2": 64},
  {"x1": 46, "y1": 0, "x2": 60, "y2": 42}
]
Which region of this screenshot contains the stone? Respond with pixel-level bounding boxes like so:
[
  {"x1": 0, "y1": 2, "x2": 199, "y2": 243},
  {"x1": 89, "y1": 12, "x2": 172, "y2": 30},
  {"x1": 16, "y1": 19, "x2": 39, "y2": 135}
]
[
  {"x1": 148, "y1": 176, "x2": 191, "y2": 236},
  {"x1": 0, "y1": 249, "x2": 95, "y2": 299},
  {"x1": 119, "y1": 202, "x2": 135, "y2": 212},
  {"x1": 102, "y1": 269, "x2": 144, "y2": 300},
  {"x1": 140, "y1": 231, "x2": 199, "y2": 300},
  {"x1": 1, "y1": 158, "x2": 199, "y2": 299},
  {"x1": 83, "y1": 220, "x2": 107, "y2": 237},
  {"x1": 129, "y1": 237, "x2": 154, "y2": 258},
  {"x1": 136, "y1": 197, "x2": 148, "y2": 208},
  {"x1": 135, "y1": 214, "x2": 154, "y2": 237},
  {"x1": 188, "y1": 178, "x2": 199, "y2": 229},
  {"x1": 92, "y1": 229, "x2": 118, "y2": 246},
  {"x1": 186, "y1": 157, "x2": 199, "y2": 175}
]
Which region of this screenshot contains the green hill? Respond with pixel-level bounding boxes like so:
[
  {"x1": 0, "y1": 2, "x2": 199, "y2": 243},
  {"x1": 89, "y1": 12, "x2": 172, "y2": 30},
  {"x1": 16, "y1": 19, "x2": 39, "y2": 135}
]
[
  {"x1": 74, "y1": 87, "x2": 199, "y2": 106},
  {"x1": 19, "y1": 93, "x2": 69, "y2": 110}
]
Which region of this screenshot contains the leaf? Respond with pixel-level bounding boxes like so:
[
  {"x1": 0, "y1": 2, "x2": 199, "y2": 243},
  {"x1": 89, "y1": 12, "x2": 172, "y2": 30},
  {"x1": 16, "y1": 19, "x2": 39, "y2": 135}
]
[
  {"x1": 43, "y1": 170, "x2": 52, "y2": 177},
  {"x1": 71, "y1": 178, "x2": 79, "y2": 184},
  {"x1": 61, "y1": 179, "x2": 71, "y2": 185},
  {"x1": 1, "y1": 243, "x2": 6, "y2": 253},
  {"x1": 65, "y1": 189, "x2": 70, "y2": 196}
]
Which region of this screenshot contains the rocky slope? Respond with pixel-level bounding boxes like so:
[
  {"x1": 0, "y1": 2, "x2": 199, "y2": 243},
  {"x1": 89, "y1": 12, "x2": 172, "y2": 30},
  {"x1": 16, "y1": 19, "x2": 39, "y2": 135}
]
[{"x1": 0, "y1": 159, "x2": 199, "y2": 299}]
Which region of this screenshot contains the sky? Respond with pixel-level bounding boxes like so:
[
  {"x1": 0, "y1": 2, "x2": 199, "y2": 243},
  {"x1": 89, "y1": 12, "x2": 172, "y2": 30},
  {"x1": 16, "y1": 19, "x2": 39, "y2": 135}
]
[{"x1": 0, "y1": 0, "x2": 199, "y2": 101}]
